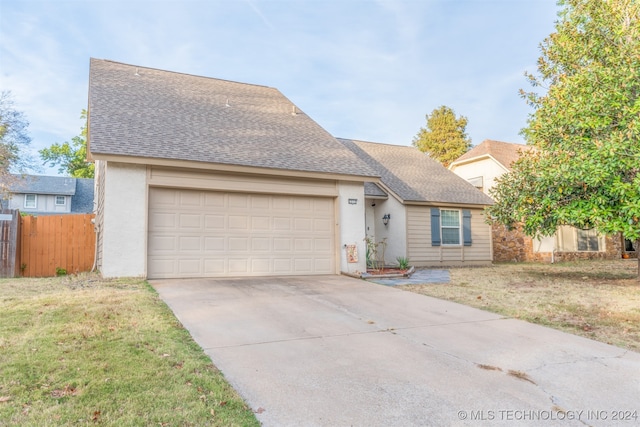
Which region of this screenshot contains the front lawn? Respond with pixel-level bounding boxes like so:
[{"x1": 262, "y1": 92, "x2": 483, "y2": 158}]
[
  {"x1": 402, "y1": 259, "x2": 640, "y2": 352},
  {"x1": 0, "y1": 274, "x2": 259, "y2": 426}
]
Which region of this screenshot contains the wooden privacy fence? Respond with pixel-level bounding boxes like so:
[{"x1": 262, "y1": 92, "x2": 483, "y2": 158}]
[{"x1": 20, "y1": 214, "x2": 96, "y2": 277}]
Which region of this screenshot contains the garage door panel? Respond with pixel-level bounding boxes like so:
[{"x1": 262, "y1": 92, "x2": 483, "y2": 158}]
[
  {"x1": 294, "y1": 239, "x2": 312, "y2": 251},
  {"x1": 149, "y1": 258, "x2": 176, "y2": 275},
  {"x1": 149, "y1": 212, "x2": 176, "y2": 228},
  {"x1": 315, "y1": 238, "x2": 332, "y2": 251},
  {"x1": 228, "y1": 215, "x2": 248, "y2": 229},
  {"x1": 294, "y1": 259, "x2": 313, "y2": 273},
  {"x1": 251, "y1": 237, "x2": 270, "y2": 251},
  {"x1": 229, "y1": 259, "x2": 249, "y2": 273},
  {"x1": 148, "y1": 188, "x2": 335, "y2": 278},
  {"x1": 204, "y1": 237, "x2": 225, "y2": 251},
  {"x1": 179, "y1": 214, "x2": 202, "y2": 229},
  {"x1": 229, "y1": 238, "x2": 249, "y2": 251},
  {"x1": 314, "y1": 218, "x2": 332, "y2": 232},
  {"x1": 204, "y1": 193, "x2": 225, "y2": 207},
  {"x1": 178, "y1": 236, "x2": 201, "y2": 251},
  {"x1": 294, "y1": 218, "x2": 312, "y2": 232},
  {"x1": 179, "y1": 191, "x2": 202, "y2": 206},
  {"x1": 229, "y1": 194, "x2": 249, "y2": 208},
  {"x1": 251, "y1": 216, "x2": 270, "y2": 230},
  {"x1": 204, "y1": 259, "x2": 225, "y2": 274},
  {"x1": 178, "y1": 259, "x2": 201, "y2": 275},
  {"x1": 149, "y1": 235, "x2": 176, "y2": 252},
  {"x1": 315, "y1": 259, "x2": 332, "y2": 273},
  {"x1": 273, "y1": 218, "x2": 291, "y2": 230},
  {"x1": 204, "y1": 215, "x2": 225, "y2": 230},
  {"x1": 273, "y1": 238, "x2": 291, "y2": 251},
  {"x1": 251, "y1": 258, "x2": 270, "y2": 273}
]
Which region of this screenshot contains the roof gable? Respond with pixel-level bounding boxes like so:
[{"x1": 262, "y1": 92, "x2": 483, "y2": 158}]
[
  {"x1": 88, "y1": 59, "x2": 377, "y2": 178},
  {"x1": 339, "y1": 139, "x2": 493, "y2": 206},
  {"x1": 451, "y1": 139, "x2": 531, "y2": 171}
]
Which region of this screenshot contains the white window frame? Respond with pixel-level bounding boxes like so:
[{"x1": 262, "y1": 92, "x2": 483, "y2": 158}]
[
  {"x1": 55, "y1": 195, "x2": 66, "y2": 206},
  {"x1": 440, "y1": 209, "x2": 461, "y2": 246},
  {"x1": 24, "y1": 194, "x2": 37, "y2": 209}
]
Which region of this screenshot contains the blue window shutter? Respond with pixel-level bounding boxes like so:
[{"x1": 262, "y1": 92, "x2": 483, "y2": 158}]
[
  {"x1": 463, "y1": 209, "x2": 472, "y2": 246},
  {"x1": 431, "y1": 208, "x2": 441, "y2": 246}
]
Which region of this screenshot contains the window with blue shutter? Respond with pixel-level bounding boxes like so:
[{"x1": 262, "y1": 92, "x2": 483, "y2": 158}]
[
  {"x1": 431, "y1": 208, "x2": 441, "y2": 246},
  {"x1": 463, "y1": 210, "x2": 472, "y2": 246},
  {"x1": 431, "y1": 208, "x2": 472, "y2": 246}
]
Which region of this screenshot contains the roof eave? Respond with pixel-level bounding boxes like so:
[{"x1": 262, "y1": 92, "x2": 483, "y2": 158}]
[{"x1": 90, "y1": 153, "x2": 381, "y2": 182}]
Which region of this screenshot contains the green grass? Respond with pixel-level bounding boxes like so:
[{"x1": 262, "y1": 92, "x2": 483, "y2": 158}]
[{"x1": 0, "y1": 274, "x2": 259, "y2": 426}]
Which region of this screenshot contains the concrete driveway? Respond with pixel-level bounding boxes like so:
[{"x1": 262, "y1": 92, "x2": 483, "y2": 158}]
[{"x1": 152, "y1": 275, "x2": 640, "y2": 426}]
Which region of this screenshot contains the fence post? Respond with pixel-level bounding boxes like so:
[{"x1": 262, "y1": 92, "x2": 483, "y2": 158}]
[{"x1": 0, "y1": 209, "x2": 21, "y2": 278}]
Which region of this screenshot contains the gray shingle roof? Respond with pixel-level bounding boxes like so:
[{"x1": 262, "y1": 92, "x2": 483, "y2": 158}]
[
  {"x1": 364, "y1": 182, "x2": 387, "y2": 197},
  {"x1": 88, "y1": 59, "x2": 378, "y2": 178},
  {"x1": 8, "y1": 175, "x2": 77, "y2": 195},
  {"x1": 71, "y1": 178, "x2": 95, "y2": 213},
  {"x1": 339, "y1": 139, "x2": 494, "y2": 205}
]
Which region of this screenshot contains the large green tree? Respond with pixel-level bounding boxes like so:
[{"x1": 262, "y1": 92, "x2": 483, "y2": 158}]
[
  {"x1": 412, "y1": 105, "x2": 471, "y2": 167},
  {"x1": 0, "y1": 91, "x2": 33, "y2": 196},
  {"x1": 488, "y1": 0, "x2": 640, "y2": 275},
  {"x1": 40, "y1": 110, "x2": 94, "y2": 178}
]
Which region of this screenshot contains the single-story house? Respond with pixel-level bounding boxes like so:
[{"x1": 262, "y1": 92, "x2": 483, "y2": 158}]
[
  {"x1": 88, "y1": 59, "x2": 493, "y2": 278},
  {"x1": 1, "y1": 174, "x2": 94, "y2": 215},
  {"x1": 339, "y1": 139, "x2": 494, "y2": 269},
  {"x1": 449, "y1": 139, "x2": 628, "y2": 261}
]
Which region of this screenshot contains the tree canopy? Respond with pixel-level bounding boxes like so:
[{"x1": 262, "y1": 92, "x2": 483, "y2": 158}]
[
  {"x1": 0, "y1": 91, "x2": 33, "y2": 195},
  {"x1": 488, "y1": 0, "x2": 640, "y2": 265},
  {"x1": 412, "y1": 105, "x2": 471, "y2": 167},
  {"x1": 40, "y1": 110, "x2": 94, "y2": 178}
]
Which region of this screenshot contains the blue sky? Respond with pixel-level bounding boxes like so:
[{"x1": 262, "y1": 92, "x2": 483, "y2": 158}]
[{"x1": 0, "y1": 0, "x2": 559, "y2": 175}]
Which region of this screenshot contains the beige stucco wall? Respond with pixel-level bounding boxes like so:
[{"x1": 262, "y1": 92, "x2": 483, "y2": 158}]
[{"x1": 100, "y1": 162, "x2": 148, "y2": 277}]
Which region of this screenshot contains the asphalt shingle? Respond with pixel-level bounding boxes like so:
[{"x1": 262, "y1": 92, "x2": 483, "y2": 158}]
[
  {"x1": 452, "y1": 139, "x2": 532, "y2": 171},
  {"x1": 8, "y1": 175, "x2": 77, "y2": 195},
  {"x1": 88, "y1": 59, "x2": 378, "y2": 178},
  {"x1": 339, "y1": 138, "x2": 494, "y2": 205}
]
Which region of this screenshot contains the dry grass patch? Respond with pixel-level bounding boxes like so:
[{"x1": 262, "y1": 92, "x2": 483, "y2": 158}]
[
  {"x1": 0, "y1": 273, "x2": 259, "y2": 426},
  {"x1": 402, "y1": 260, "x2": 640, "y2": 351}
]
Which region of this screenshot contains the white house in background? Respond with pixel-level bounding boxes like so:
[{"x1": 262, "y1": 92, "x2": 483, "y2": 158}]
[
  {"x1": 87, "y1": 59, "x2": 494, "y2": 279},
  {"x1": 449, "y1": 139, "x2": 623, "y2": 262},
  {"x1": 1, "y1": 175, "x2": 94, "y2": 215}
]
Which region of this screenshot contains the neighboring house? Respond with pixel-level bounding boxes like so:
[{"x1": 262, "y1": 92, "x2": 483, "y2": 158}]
[
  {"x1": 339, "y1": 139, "x2": 494, "y2": 267},
  {"x1": 449, "y1": 139, "x2": 625, "y2": 261},
  {"x1": 87, "y1": 59, "x2": 493, "y2": 279},
  {"x1": 1, "y1": 175, "x2": 95, "y2": 215}
]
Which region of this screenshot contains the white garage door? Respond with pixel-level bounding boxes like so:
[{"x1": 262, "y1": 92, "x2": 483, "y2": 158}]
[{"x1": 148, "y1": 188, "x2": 335, "y2": 278}]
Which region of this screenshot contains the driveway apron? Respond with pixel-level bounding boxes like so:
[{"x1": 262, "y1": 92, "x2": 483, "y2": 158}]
[{"x1": 151, "y1": 275, "x2": 640, "y2": 427}]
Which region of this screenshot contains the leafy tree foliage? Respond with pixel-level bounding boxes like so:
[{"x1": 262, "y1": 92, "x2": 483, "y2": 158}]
[
  {"x1": 412, "y1": 105, "x2": 471, "y2": 167},
  {"x1": 0, "y1": 91, "x2": 33, "y2": 195},
  {"x1": 40, "y1": 110, "x2": 94, "y2": 178},
  {"x1": 488, "y1": 0, "x2": 640, "y2": 273}
]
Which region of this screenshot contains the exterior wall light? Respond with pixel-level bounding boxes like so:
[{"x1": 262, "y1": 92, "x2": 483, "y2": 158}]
[{"x1": 382, "y1": 213, "x2": 391, "y2": 226}]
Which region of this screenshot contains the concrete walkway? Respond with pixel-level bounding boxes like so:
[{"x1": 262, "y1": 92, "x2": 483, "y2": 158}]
[
  {"x1": 366, "y1": 268, "x2": 450, "y2": 286},
  {"x1": 152, "y1": 275, "x2": 640, "y2": 427}
]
